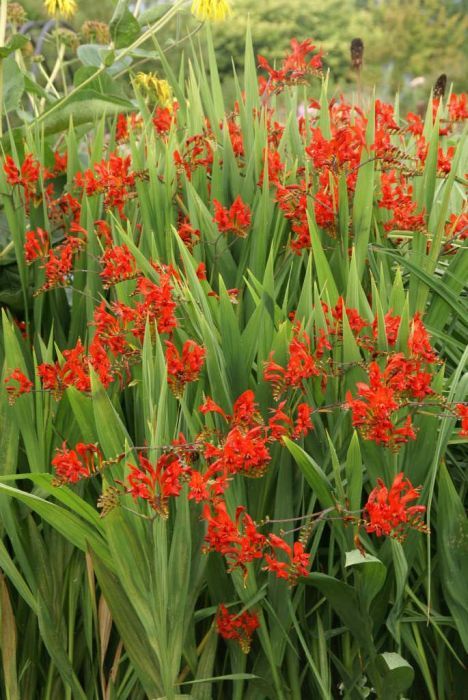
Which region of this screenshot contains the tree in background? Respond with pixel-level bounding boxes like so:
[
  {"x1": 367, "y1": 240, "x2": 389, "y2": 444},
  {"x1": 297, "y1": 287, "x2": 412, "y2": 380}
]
[
  {"x1": 211, "y1": 0, "x2": 467, "y2": 105},
  {"x1": 18, "y1": 0, "x2": 468, "y2": 107}
]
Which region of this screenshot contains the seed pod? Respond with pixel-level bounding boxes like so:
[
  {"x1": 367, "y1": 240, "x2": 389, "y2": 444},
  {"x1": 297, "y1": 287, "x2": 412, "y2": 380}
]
[
  {"x1": 433, "y1": 73, "x2": 447, "y2": 99},
  {"x1": 350, "y1": 38, "x2": 364, "y2": 71}
]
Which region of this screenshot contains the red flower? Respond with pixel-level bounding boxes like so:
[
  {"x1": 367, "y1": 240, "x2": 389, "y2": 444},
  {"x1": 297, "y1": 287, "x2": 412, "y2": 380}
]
[
  {"x1": 293, "y1": 403, "x2": 314, "y2": 438},
  {"x1": 52, "y1": 442, "x2": 102, "y2": 484},
  {"x1": 363, "y1": 473, "x2": 427, "y2": 540},
  {"x1": 165, "y1": 340, "x2": 206, "y2": 396},
  {"x1": 232, "y1": 390, "x2": 260, "y2": 427},
  {"x1": 100, "y1": 245, "x2": 137, "y2": 287},
  {"x1": 152, "y1": 106, "x2": 173, "y2": 134},
  {"x1": 213, "y1": 196, "x2": 251, "y2": 237},
  {"x1": 202, "y1": 501, "x2": 267, "y2": 575},
  {"x1": 379, "y1": 171, "x2": 426, "y2": 232},
  {"x1": 264, "y1": 329, "x2": 320, "y2": 397},
  {"x1": 3, "y1": 154, "x2": 41, "y2": 207},
  {"x1": 24, "y1": 228, "x2": 50, "y2": 263},
  {"x1": 195, "y1": 262, "x2": 207, "y2": 280},
  {"x1": 127, "y1": 452, "x2": 188, "y2": 517},
  {"x1": 346, "y1": 362, "x2": 401, "y2": 447},
  {"x1": 4, "y1": 369, "x2": 33, "y2": 403},
  {"x1": 447, "y1": 93, "x2": 468, "y2": 122},
  {"x1": 41, "y1": 243, "x2": 75, "y2": 291},
  {"x1": 75, "y1": 153, "x2": 135, "y2": 216},
  {"x1": 177, "y1": 217, "x2": 201, "y2": 250},
  {"x1": 408, "y1": 313, "x2": 436, "y2": 362},
  {"x1": 372, "y1": 310, "x2": 401, "y2": 346},
  {"x1": 258, "y1": 38, "x2": 322, "y2": 94},
  {"x1": 217, "y1": 426, "x2": 271, "y2": 478},
  {"x1": 38, "y1": 339, "x2": 92, "y2": 397},
  {"x1": 264, "y1": 534, "x2": 311, "y2": 584},
  {"x1": 131, "y1": 271, "x2": 178, "y2": 337},
  {"x1": 455, "y1": 404, "x2": 468, "y2": 437},
  {"x1": 216, "y1": 604, "x2": 259, "y2": 653},
  {"x1": 199, "y1": 396, "x2": 229, "y2": 421}
]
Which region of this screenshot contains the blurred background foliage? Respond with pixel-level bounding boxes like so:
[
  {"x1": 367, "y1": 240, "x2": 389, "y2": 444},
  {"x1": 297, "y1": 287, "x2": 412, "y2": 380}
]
[{"x1": 19, "y1": 0, "x2": 468, "y2": 109}]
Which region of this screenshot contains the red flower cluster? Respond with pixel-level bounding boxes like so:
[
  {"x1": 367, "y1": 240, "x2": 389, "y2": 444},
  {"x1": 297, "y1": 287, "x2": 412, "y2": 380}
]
[
  {"x1": 455, "y1": 404, "x2": 468, "y2": 437},
  {"x1": 363, "y1": 473, "x2": 427, "y2": 540},
  {"x1": 75, "y1": 153, "x2": 136, "y2": 216},
  {"x1": 100, "y1": 244, "x2": 137, "y2": 287},
  {"x1": 346, "y1": 343, "x2": 435, "y2": 448},
  {"x1": 379, "y1": 171, "x2": 425, "y2": 232},
  {"x1": 213, "y1": 196, "x2": 251, "y2": 237},
  {"x1": 165, "y1": 340, "x2": 206, "y2": 396},
  {"x1": 126, "y1": 452, "x2": 189, "y2": 518},
  {"x1": 264, "y1": 327, "x2": 321, "y2": 397},
  {"x1": 3, "y1": 154, "x2": 40, "y2": 208},
  {"x1": 24, "y1": 228, "x2": 50, "y2": 263},
  {"x1": 38, "y1": 340, "x2": 93, "y2": 397},
  {"x1": 177, "y1": 217, "x2": 200, "y2": 251},
  {"x1": 216, "y1": 604, "x2": 259, "y2": 654},
  {"x1": 52, "y1": 442, "x2": 103, "y2": 484},
  {"x1": 202, "y1": 501, "x2": 311, "y2": 584},
  {"x1": 4, "y1": 369, "x2": 33, "y2": 404},
  {"x1": 258, "y1": 39, "x2": 323, "y2": 94},
  {"x1": 173, "y1": 127, "x2": 214, "y2": 180}
]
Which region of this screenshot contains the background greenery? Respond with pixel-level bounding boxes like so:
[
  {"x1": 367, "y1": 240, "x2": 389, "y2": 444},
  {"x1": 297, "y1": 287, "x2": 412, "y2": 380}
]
[{"x1": 20, "y1": 0, "x2": 468, "y2": 109}]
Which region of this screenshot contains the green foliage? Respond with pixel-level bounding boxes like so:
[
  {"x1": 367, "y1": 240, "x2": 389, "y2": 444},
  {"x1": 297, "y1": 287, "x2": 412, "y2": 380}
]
[{"x1": 0, "y1": 8, "x2": 467, "y2": 700}]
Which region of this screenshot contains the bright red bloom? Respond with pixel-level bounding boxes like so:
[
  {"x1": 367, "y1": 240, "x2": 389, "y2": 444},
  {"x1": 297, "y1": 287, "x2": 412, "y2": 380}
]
[
  {"x1": 152, "y1": 106, "x2": 173, "y2": 134},
  {"x1": 264, "y1": 534, "x2": 311, "y2": 584},
  {"x1": 75, "y1": 153, "x2": 135, "y2": 216},
  {"x1": 379, "y1": 171, "x2": 426, "y2": 232},
  {"x1": 268, "y1": 402, "x2": 293, "y2": 441},
  {"x1": 264, "y1": 329, "x2": 320, "y2": 397},
  {"x1": 346, "y1": 362, "x2": 404, "y2": 447},
  {"x1": 216, "y1": 604, "x2": 259, "y2": 653},
  {"x1": 363, "y1": 473, "x2": 427, "y2": 540},
  {"x1": 100, "y1": 245, "x2": 137, "y2": 287},
  {"x1": 165, "y1": 340, "x2": 206, "y2": 396},
  {"x1": 127, "y1": 452, "x2": 189, "y2": 517},
  {"x1": 447, "y1": 93, "x2": 468, "y2": 122},
  {"x1": 199, "y1": 396, "x2": 229, "y2": 421},
  {"x1": 408, "y1": 313, "x2": 436, "y2": 362},
  {"x1": 455, "y1": 404, "x2": 468, "y2": 437},
  {"x1": 3, "y1": 154, "x2": 41, "y2": 207},
  {"x1": 372, "y1": 310, "x2": 401, "y2": 346},
  {"x1": 202, "y1": 501, "x2": 267, "y2": 575},
  {"x1": 215, "y1": 426, "x2": 271, "y2": 478},
  {"x1": 41, "y1": 243, "x2": 76, "y2": 290},
  {"x1": 293, "y1": 403, "x2": 314, "y2": 438},
  {"x1": 213, "y1": 196, "x2": 251, "y2": 237},
  {"x1": 196, "y1": 262, "x2": 207, "y2": 280},
  {"x1": 52, "y1": 442, "x2": 102, "y2": 484},
  {"x1": 4, "y1": 369, "x2": 33, "y2": 403},
  {"x1": 177, "y1": 218, "x2": 200, "y2": 250},
  {"x1": 38, "y1": 340, "x2": 92, "y2": 397},
  {"x1": 130, "y1": 271, "x2": 178, "y2": 337},
  {"x1": 232, "y1": 390, "x2": 260, "y2": 427},
  {"x1": 24, "y1": 228, "x2": 50, "y2": 263},
  {"x1": 258, "y1": 38, "x2": 323, "y2": 94}
]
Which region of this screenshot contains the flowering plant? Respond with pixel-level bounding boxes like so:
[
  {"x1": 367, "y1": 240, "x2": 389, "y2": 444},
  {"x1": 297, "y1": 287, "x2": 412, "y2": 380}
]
[{"x1": 0, "y1": 7, "x2": 466, "y2": 699}]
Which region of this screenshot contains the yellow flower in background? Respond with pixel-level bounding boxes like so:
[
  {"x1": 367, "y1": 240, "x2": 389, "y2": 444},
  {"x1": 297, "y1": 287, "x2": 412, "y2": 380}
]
[
  {"x1": 44, "y1": 0, "x2": 77, "y2": 18},
  {"x1": 191, "y1": 0, "x2": 231, "y2": 22},
  {"x1": 134, "y1": 73, "x2": 173, "y2": 109}
]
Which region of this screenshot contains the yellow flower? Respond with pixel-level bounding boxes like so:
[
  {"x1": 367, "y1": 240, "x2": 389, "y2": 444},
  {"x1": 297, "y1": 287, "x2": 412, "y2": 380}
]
[
  {"x1": 134, "y1": 73, "x2": 173, "y2": 108},
  {"x1": 191, "y1": 0, "x2": 231, "y2": 22},
  {"x1": 44, "y1": 0, "x2": 77, "y2": 18}
]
